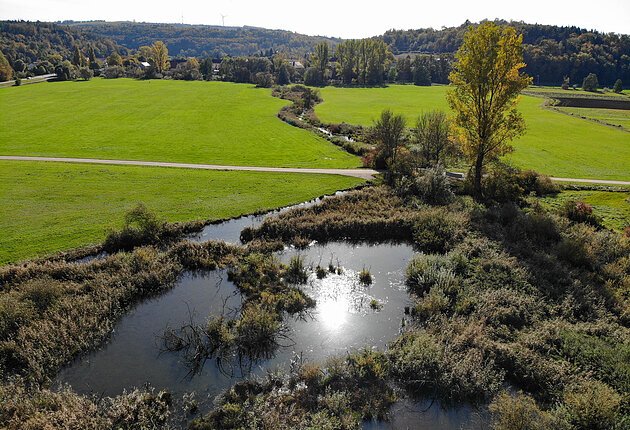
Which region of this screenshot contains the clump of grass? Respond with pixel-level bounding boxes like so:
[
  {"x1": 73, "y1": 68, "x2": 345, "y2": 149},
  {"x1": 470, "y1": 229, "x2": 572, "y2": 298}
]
[
  {"x1": 369, "y1": 299, "x2": 383, "y2": 311},
  {"x1": 359, "y1": 267, "x2": 372, "y2": 285},
  {"x1": 316, "y1": 265, "x2": 327, "y2": 279},
  {"x1": 405, "y1": 253, "x2": 458, "y2": 296},
  {"x1": 285, "y1": 255, "x2": 308, "y2": 285}
]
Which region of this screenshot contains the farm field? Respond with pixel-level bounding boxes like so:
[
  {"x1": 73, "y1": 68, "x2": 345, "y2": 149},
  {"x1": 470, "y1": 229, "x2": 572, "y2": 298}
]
[
  {"x1": 539, "y1": 189, "x2": 630, "y2": 231},
  {"x1": 0, "y1": 161, "x2": 363, "y2": 264},
  {"x1": 315, "y1": 85, "x2": 630, "y2": 181},
  {"x1": 0, "y1": 79, "x2": 360, "y2": 168},
  {"x1": 555, "y1": 106, "x2": 630, "y2": 131}
]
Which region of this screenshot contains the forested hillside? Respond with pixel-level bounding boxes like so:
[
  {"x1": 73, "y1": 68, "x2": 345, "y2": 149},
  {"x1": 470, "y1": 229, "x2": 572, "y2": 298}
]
[
  {"x1": 65, "y1": 21, "x2": 341, "y2": 58},
  {"x1": 384, "y1": 20, "x2": 630, "y2": 86},
  {"x1": 0, "y1": 21, "x2": 123, "y2": 65},
  {"x1": 1, "y1": 19, "x2": 628, "y2": 86}
]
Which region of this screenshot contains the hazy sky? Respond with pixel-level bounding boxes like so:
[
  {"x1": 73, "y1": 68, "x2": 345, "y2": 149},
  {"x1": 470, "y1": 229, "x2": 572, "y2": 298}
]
[{"x1": 2, "y1": 0, "x2": 629, "y2": 38}]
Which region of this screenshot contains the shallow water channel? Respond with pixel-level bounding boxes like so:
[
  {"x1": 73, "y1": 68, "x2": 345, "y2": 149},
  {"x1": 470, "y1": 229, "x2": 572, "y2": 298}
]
[{"x1": 57, "y1": 201, "x2": 479, "y2": 428}]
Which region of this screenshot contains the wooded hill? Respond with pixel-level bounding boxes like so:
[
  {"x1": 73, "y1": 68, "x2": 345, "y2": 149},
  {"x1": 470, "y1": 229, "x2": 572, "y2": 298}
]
[
  {"x1": 1, "y1": 19, "x2": 628, "y2": 86},
  {"x1": 0, "y1": 21, "x2": 124, "y2": 65},
  {"x1": 64, "y1": 21, "x2": 341, "y2": 58}
]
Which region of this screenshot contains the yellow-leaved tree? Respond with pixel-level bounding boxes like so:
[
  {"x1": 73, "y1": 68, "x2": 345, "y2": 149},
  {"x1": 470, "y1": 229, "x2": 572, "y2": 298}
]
[
  {"x1": 447, "y1": 22, "x2": 532, "y2": 199},
  {"x1": 150, "y1": 41, "x2": 170, "y2": 75}
]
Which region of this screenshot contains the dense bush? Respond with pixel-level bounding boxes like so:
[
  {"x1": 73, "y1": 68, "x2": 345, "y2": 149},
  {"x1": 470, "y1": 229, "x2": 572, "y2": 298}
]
[
  {"x1": 412, "y1": 207, "x2": 467, "y2": 253},
  {"x1": 560, "y1": 200, "x2": 600, "y2": 226}
]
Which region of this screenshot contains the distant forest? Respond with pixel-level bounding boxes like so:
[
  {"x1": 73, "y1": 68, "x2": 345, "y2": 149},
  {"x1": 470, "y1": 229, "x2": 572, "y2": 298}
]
[
  {"x1": 1, "y1": 19, "x2": 628, "y2": 86},
  {"x1": 384, "y1": 20, "x2": 630, "y2": 86},
  {"x1": 65, "y1": 21, "x2": 341, "y2": 58}
]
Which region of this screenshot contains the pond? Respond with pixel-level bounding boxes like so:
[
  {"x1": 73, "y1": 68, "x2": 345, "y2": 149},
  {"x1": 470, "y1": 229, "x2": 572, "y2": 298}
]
[
  {"x1": 57, "y1": 241, "x2": 415, "y2": 412},
  {"x1": 57, "y1": 201, "x2": 480, "y2": 428}
]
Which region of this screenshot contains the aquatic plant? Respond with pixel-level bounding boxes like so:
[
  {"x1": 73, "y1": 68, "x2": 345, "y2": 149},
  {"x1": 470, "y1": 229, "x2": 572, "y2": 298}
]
[{"x1": 358, "y1": 267, "x2": 372, "y2": 285}]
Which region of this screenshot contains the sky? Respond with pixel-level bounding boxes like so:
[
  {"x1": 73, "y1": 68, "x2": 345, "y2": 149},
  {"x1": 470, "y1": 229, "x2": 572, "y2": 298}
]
[{"x1": 1, "y1": 0, "x2": 629, "y2": 38}]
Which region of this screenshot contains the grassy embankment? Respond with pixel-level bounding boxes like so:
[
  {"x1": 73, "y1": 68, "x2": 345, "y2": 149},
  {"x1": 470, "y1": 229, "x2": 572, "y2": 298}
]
[
  {"x1": 0, "y1": 78, "x2": 359, "y2": 168},
  {"x1": 315, "y1": 85, "x2": 630, "y2": 181},
  {"x1": 0, "y1": 161, "x2": 363, "y2": 264}
]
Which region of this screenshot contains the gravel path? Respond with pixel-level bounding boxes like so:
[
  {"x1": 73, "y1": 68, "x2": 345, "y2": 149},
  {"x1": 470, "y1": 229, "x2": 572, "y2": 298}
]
[
  {"x1": 0, "y1": 156, "x2": 379, "y2": 180},
  {"x1": 2, "y1": 156, "x2": 629, "y2": 185}
]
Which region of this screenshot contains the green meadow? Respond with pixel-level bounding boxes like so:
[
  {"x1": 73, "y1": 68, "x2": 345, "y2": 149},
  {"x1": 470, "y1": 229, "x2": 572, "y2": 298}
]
[
  {"x1": 0, "y1": 79, "x2": 359, "y2": 168},
  {"x1": 539, "y1": 189, "x2": 630, "y2": 231},
  {"x1": 0, "y1": 161, "x2": 363, "y2": 264},
  {"x1": 556, "y1": 107, "x2": 630, "y2": 131},
  {"x1": 316, "y1": 85, "x2": 630, "y2": 181}
]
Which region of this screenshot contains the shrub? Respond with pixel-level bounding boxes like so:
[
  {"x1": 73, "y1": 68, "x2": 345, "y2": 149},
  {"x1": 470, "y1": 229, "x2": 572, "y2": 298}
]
[
  {"x1": 560, "y1": 200, "x2": 599, "y2": 226},
  {"x1": 412, "y1": 208, "x2": 467, "y2": 253},
  {"x1": 19, "y1": 278, "x2": 64, "y2": 313},
  {"x1": 517, "y1": 170, "x2": 559, "y2": 196},
  {"x1": 561, "y1": 380, "x2": 622, "y2": 430},
  {"x1": 481, "y1": 164, "x2": 524, "y2": 203},
  {"x1": 303, "y1": 67, "x2": 324, "y2": 86},
  {"x1": 582, "y1": 73, "x2": 599, "y2": 92},
  {"x1": 489, "y1": 391, "x2": 566, "y2": 430},
  {"x1": 103, "y1": 204, "x2": 165, "y2": 252},
  {"x1": 0, "y1": 293, "x2": 36, "y2": 340},
  {"x1": 102, "y1": 65, "x2": 125, "y2": 79},
  {"x1": 254, "y1": 72, "x2": 274, "y2": 88},
  {"x1": 413, "y1": 287, "x2": 450, "y2": 318},
  {"x1": 613, "y1": 79, "x2": 623, "y2": 94},
  {"x1": 395, "y1": 165, "x2": 454, "y2": 204}
]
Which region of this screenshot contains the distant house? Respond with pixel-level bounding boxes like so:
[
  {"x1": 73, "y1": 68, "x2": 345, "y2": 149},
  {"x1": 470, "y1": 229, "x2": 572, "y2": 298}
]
[
  {"x1": 139, "y1": 61, "x2": 151, "y2": 69},
  {"x1": 289, "y1": 61, "x2": 305, "y2": 70}
]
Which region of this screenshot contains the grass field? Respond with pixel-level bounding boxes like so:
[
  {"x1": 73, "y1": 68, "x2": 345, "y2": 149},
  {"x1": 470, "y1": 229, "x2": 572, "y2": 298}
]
[
  {"x1": 0, "y1": 161, "x2": 364, "y2": 264},
  {"x1": 315, "y1": 85, "x2": 630, "y2": 181},
  {"x1": 0, "y1": 78, "x2": 359, "y2": 168},
  {"x1": 539, "y1": 190, "x2": 630, "y2": 231},
  {"x1": 523, "y1": 86, "x2": 630, "y2": 98},
  {"x1": 555, "y1": 107, "x2": 630, "y2": 131}
]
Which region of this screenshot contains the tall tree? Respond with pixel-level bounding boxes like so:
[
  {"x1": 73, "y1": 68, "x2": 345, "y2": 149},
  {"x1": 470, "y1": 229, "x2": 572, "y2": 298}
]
[
  {"x1": 0, "y1": 51, "x2": 13, "y2": 81},
  {"x1": 106, "y1": 52, "x2": 123, "y2": 67},
  {"x1": 412, "y1": 56, "x2": 431, "y2": 86},
  {"x1": 311, "y1": 42, "x2": 329, "y2": 78},
  {"x1": 72, "y1": 45, "x2": 84, "y2": 67},
  {"x1": 150, "y1": 41, "x2": 170, "y2": 74},
  {"x1": 88, "y1": 45, "x2": 96, "y2": 65},
  {"x1": 582, "y1": 73, "x2": 599, "y2": 92},
  {"x1": 371, "y1": 109, "x2": 407, "y2": 171},
  {"x1": 413, "y1": 110, "x2": 453, "y2": 167},
  {"x1": 447, "y1": 22, "x2": 531, "y2": 199}
]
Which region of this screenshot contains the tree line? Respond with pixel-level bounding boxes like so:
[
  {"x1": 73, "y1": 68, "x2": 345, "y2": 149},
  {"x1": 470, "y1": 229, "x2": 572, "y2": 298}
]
[{"x1": 383, "y1": 19, "x2": 630, "y2": 87}]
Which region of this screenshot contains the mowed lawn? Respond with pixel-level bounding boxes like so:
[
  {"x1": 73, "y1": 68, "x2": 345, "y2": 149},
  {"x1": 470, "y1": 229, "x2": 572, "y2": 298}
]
[
  {"x1": 316, "y1": 85, "x2": 630, "y2": 181},
  {"x1": 0, "y1": 161, "x2": 364, "y2": 264},
  {"x1": 0, "y1": 79, "x2": 359, "y2": 168}
]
